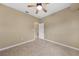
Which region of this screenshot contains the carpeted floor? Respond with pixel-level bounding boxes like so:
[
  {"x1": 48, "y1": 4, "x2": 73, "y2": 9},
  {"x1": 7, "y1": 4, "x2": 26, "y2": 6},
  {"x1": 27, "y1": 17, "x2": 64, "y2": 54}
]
[{"x1": 0, "y1": 39, "x2": 79, "y2": 56}]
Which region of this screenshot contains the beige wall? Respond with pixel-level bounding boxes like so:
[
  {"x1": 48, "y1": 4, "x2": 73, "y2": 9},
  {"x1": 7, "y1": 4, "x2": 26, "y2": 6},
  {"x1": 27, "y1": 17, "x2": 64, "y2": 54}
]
[
  {"x1": 0, "y1": 4, "x2": 38, "y2": 48},
  {"x1": 44, "y1": 4, "x2": 79, "y2": 48},
  {"x1": 0, "y1": 3, "x2": 79, "y2": 50}
]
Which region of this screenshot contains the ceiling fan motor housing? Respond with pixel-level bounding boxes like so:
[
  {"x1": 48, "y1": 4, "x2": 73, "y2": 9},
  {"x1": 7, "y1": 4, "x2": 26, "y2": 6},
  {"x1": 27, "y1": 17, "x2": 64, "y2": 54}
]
[{"x1": 37, "y1": 3, "x2": 42, "y2": 6}]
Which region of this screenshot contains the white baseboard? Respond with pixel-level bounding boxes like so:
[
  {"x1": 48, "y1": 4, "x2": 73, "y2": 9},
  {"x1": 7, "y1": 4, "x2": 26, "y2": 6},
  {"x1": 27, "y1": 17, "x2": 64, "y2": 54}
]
[
  {"x1": 1, "y1": 38, "x2": 79, "y2": 52},
  {"x1": 0, "y1": 39, "x2": 35, "y2": 51},
  {"x1": 43, "y1": 39, "x2": 79, "y2": 51}
]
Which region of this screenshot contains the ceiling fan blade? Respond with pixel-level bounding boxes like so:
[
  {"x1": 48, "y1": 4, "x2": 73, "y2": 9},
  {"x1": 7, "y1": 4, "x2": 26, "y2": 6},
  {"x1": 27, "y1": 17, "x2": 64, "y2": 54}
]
[
  {"x1": 36, "y1": 9, "x2": 38, "y2": 14},
  {"x1": 27, "y1": 5, "x2": 35, "y2": 7},
  {"x1": 42, "y1": 8, "x2": 47, "y2": 12}
]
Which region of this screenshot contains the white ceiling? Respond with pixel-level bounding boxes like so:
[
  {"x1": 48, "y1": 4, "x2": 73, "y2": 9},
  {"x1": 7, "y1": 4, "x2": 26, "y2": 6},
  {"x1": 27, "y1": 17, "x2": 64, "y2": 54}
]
[{"x1": 2, "y1": 3, "x2": 71, "y2": 19}]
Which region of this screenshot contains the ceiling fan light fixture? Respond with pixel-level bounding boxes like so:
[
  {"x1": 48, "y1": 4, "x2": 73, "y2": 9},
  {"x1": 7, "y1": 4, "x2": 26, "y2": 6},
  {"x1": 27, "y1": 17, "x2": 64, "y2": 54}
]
[{"x1": 37, "y1": 5, "x2": 42, "y2": 10}]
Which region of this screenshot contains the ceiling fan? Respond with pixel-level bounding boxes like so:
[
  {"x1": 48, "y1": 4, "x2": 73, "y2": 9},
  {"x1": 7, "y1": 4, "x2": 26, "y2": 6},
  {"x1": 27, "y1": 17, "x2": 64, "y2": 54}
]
[{"x1": 27, "y1": 3, "x2": 48, "y2": 14}]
